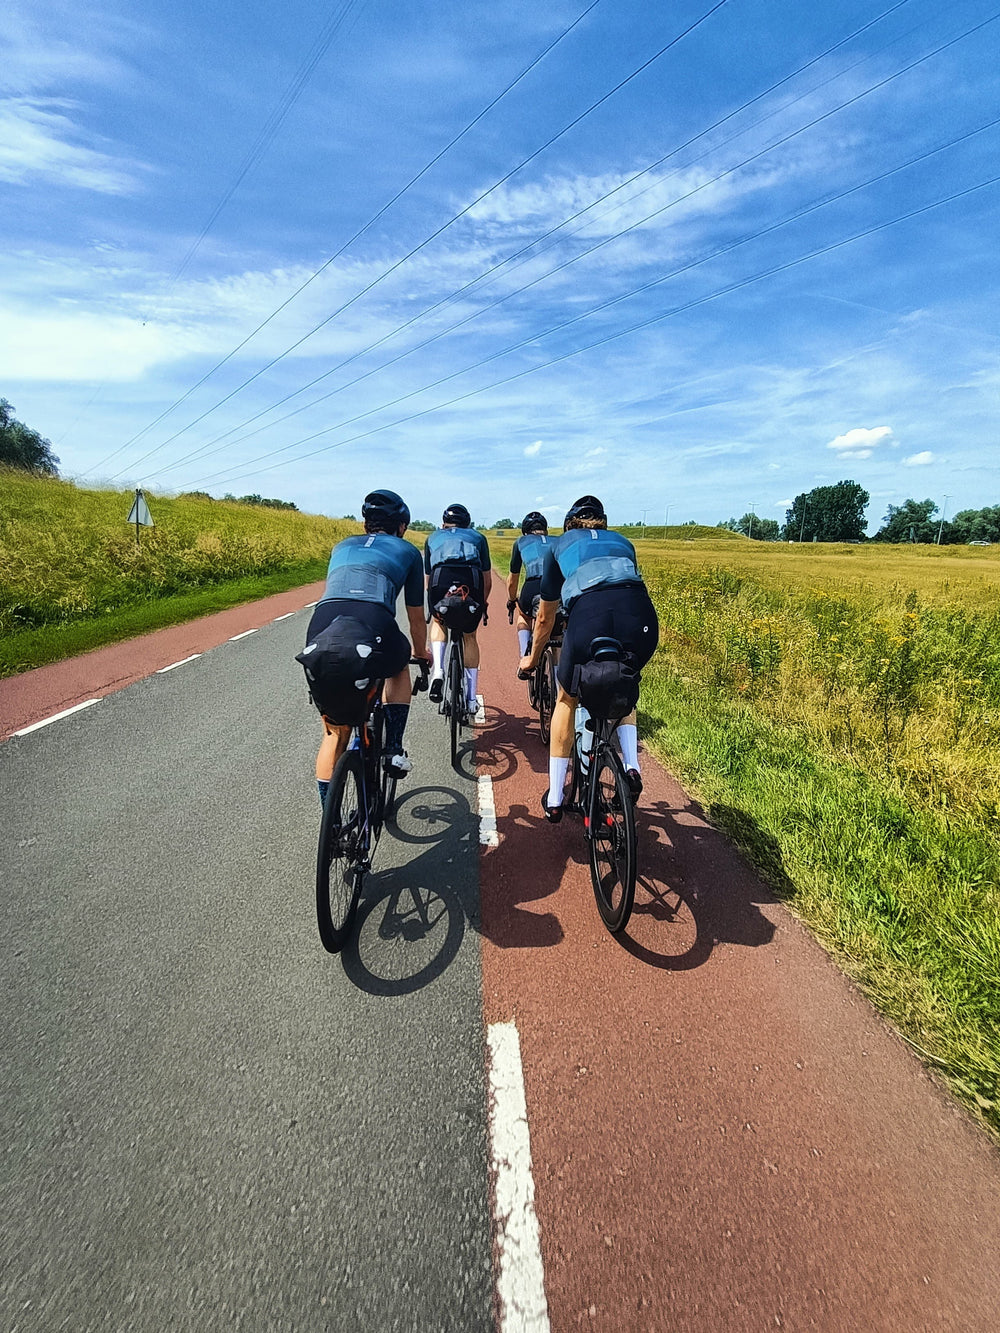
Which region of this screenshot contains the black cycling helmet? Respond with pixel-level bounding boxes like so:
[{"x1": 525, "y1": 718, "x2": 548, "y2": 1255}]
[
  {"x1": 521, "y1": 511, "x2": 548, "y2": 534},
  {"x1": 362, "y1": 488, "x2": 410, "y2": 530},
  {"x1": 563, "y1": 494, "x2": 606, "y2": 527},
  {"x1": 442, "y1": 502, "x2": 471, "y2": 527}
]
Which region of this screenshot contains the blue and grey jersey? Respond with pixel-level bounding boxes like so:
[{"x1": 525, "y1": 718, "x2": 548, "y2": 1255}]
[
  {"x1": 510, "y1": 533, "x2": 551, "y2": 581},
  {"x1": 423, "y1": 526, "x2": 491, "y2": 573},
  {"x1": 539, "y1": 528, "x2": 642, "y2": 610},
  {"x1": 320, "y1": 533, "x2": 424, "y2": 612}
]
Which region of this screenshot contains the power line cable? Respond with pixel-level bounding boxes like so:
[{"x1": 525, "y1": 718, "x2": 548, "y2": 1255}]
[
  {"x1": 188, "y1": 168, "x2": 1000, "y2": 492},
  {"x1": 142, "y1": 0, "x2": 918, "y2": 477},
  {"x1": 151, "y1": 11, "x2": 999, "y2": 484},
  {"x1": 94, "y1": 0, "x2": 729, "y2": 478},
  {"x1": 82, "y1": 0, "x2": 607, "y2": 476}
]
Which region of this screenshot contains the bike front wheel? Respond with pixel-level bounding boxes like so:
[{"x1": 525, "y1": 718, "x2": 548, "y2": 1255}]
[
  {"x1": 316, "y1": 747, "x2": 367, "y2": 952},
  {"x1": 587, "y1": 743, "x2": 637, "y2": 934},
  {"x1": 538, "y1": 649, "x2": 556, "y2": 745}
]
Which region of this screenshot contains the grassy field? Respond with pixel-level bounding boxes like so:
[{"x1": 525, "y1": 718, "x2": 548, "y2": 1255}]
[
  {"x1": 0, "y1": 470, "x2": 355, "y2": 675},
  {"x1": 626, "y1": 536, "x2": 1000, "y2": 1135}
]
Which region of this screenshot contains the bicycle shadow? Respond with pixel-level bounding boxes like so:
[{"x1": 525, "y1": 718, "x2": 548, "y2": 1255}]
[
  {"x1": 615, "y1": 795, "x2": 778, "y2": 969},
  {"x1": 452, "y1": 701, "x2": 523, "y2": 783},
  {"x1": 340, "y1": 785, "x2": 479, "y2": 997}
]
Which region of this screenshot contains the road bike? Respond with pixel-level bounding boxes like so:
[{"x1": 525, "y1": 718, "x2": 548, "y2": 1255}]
[
  {"x1": 437, "y1": 606, "x2": 487, "y2": 765},
  {"x1": 316, "y1": 659, "x2": 428, "y2": 952},
  {"x1": 563, "y1": 637, "x2": 638, "y2": 934}
]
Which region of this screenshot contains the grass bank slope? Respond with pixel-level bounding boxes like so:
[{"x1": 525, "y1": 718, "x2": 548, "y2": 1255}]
[
  {"x1": 0, "y1": 471, "x2": 356, "y2": 676},
  {"x1": 635, "y1": 539, "x2": 1000, "y2": 1135}
]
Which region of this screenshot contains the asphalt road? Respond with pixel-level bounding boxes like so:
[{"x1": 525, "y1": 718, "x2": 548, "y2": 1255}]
[{"x1": 1, "y1": 605, "x2": 492, "y2": 1332}]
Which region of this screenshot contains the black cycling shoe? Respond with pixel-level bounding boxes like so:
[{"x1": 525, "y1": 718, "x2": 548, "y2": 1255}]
[
  {"x1": 540, "y1": 790, "x2": 563, "y2": 824},
  {"x1": 626, "y1": 768, "x2": 643, "y2": 803},
  {"x1": 428, "y1": 678, "x2": 443, "y2": 703}
]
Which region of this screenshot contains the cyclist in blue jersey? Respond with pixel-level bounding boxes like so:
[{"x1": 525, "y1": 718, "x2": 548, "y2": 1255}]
[
  {"x1": 518, "y1": 495, "x2": 659, "y2": 821},
  {"x1": 424, "y1": 503, "x2": 492, "y2": 709},
  {"x1": 506, "y1": 511, "x2": 551, "y2": 659},
  {"x1": 304, "y1": 489, "x2": 430, "y2": 807}
]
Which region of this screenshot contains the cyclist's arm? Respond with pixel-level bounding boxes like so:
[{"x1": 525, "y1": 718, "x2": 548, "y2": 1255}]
[
  {"x1": 506, "y1": 570, "x2": 520, "y2": 601},
  {"x1": 506, "y1": 542, "x2": 521, "y2": 601},
  {"x1": 523, "y1": 598, "x2": 558, "y2": 669},
  {"x1": 483, "y1": 566, "x2": 493, "y2": 601}
]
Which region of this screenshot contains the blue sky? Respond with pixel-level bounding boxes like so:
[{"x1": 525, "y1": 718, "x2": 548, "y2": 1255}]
[{"x1": 2, "y1": 0, "x2": 998, "y2": 530}]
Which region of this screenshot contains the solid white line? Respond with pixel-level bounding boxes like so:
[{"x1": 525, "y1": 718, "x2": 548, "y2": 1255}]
[
  {"x1": 228, "y1": 628, "x2": 259, "y2": 641},
  {"x1": 156, "y1": 654, "x2": 202, "y2": 673},
  {"x1": 478, "y1": 774, "x2": 499, "y2": 847},
  {"x1": 474, "y1": 691, "x2": 486, "y2": 725},
  {"x1": 487, "y1": 1022, "x2": 550, "y2": 1333},
  {"x1": 12, "y1": 699, "x2": 101, "y2": 736},
  {"x1": 304, "y1": 600, "x2": 318, "y2": 607},
  {"x1": 272, "y1": 611, "x2": 296, "y2": 622}
]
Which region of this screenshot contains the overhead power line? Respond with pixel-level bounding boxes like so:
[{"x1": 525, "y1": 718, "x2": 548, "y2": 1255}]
[
  {"x1": 82, "y1": 0, "x2": 607, "y2": 477},
  {"x1": 188, "y1": 170, "x2": 1000, "y2": 492},
  {"x1": 94, "y1": 0, "x2": 730, "y2": 480},
  {"x1": 141, "y1": 0, "x2": 917, "y2": 480}
]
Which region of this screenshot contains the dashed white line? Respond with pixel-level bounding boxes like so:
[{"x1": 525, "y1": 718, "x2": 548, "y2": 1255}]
[
  {"x1": 12, "y1": 699, "x2": 101, "y2": 737},
  {"x1": 228, "y1": 628, "x2": 259, "y2": 641},
  {"x1": 487, "y1": 1022, "x2": 550, "y2": 1333},
  {"x1": 304, "y1": 600, "x2": 318, "y2": 608},
  {"x1": 474, "y1": 691, "x2": 486, "y2": 725},
  {"x1": 156, "y1": 654, "x2": 202, "y2": 673},
  {"x1": 273, "y1": 612, "x2": 296, "y2": 622},
  {"x1": 478, "y1": 773, "x2": 499, "y2": 847}
]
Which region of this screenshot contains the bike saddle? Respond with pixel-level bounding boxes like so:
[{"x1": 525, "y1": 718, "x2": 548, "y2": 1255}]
[{"x1": 589, "y1": 636, "x2": 624, "y2": 662}]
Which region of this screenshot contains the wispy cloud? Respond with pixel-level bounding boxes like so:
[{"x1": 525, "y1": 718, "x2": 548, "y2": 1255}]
[
  {"x1": 903, "y1": 451, "x2": 934, "y2": 466},
  {"x1": 523, "y1": 440, "x2": 542, "y2": 457},
  {"x1": 0, "y1": 98, "x2": 139, "y2": 191}
]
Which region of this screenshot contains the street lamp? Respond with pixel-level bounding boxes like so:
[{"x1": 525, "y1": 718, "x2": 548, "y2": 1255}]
[
  {"x1": 664, "y1": 504, "x2": 673, "y2": 533},
  {"x1": 936, "y1": 494, "x2": 951, "y2": 545},
  {"x1": 641, "y1": 507, "x2": 650, "y2": 540}
]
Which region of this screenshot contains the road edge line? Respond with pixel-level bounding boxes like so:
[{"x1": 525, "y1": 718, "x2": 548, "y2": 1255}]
[
  {"x1": 12, "y1": 698, "x2": 101, "y2": 736},
  {"x1": 478, "y1": 773, "x2": 499, "y2": 847},
  {"x1": 487, "y1": 1021, "x2": 550, "y2": 1333},
  {"x1": 156, "y1": 654, "x2": 202, "y2": 673}
]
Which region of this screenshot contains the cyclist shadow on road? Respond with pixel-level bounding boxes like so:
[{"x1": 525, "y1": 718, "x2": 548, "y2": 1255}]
[
  {"x1": 340, "y1": 784, "x2": 481, "y2": 997},
  {"x1": 619, "y1": 795, "x2": 778, "y2": 970}
]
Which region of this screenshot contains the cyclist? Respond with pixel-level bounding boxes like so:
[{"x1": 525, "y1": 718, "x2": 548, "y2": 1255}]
[
  {"x1": 506, "y1": 511, "x2": 551, "y2": 659},
  {"x1": 303, "y1": 489, "x2": 429, "y2": 807},
  {"x1": 518, "y1": 494, "x2": 659, "y2": 822},
  {"x1": 424, "y1": 503, "x2": 492, "y2": 710}
]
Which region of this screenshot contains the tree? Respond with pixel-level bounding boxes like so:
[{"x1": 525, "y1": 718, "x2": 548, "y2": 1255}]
[
  {"x1": 723, "y1": 513, "x2": 780, "y2": 540},
  {"x1": 951, "y1": 506, "x2": 1000, "y2": 543},
  {"x1": 494, "y1": 517, "x2": 515, "y2": 530},
  {"x1": 872, "y1": 498, "x2": 938, "y2": 543},
  {"x1": 0, "y1": 399, "x2": 59, "y2": 475},
  {"x1": 409, "y1": 519, "x2": 434, "y2": 531},
  {"x1": 782, "y1": 480, "x2": 869, "y2": 542}
]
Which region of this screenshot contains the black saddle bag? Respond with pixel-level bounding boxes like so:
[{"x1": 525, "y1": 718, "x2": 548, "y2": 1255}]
[
  {"x1": 571, "y1": 656, "x2": 640, "y2": 720},
  {"x1": 295, "y1": 615, "x2": 393, "y2": 724},
  {"x1": 434, "y1": 589, "x2": 484, "y2": 634}
]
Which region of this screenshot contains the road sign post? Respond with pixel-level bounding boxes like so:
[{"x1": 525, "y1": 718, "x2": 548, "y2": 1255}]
[{"x1": 127, "y1": 489, "x2": 154, "y2": 547}]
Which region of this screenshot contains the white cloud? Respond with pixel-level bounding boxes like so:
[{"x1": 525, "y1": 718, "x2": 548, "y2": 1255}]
[
  {"x1": 903, "y1": 451, "x2": 934, "y2": 466},
  {"x1": 523, "y1": 440, "x2": 542, "y2": 457},
  {"x1": 827, "y1": 425, "x2": 893, "y2": 453},
  {"x1": 774, "y1": 499, "x2": 792, "y2": 508},
  {"x1": 585, "y1": 446, "x2": 605, "y2": 457},
  {"x1": 0, "y1": 98, "x2": 139, "y2": 192}
]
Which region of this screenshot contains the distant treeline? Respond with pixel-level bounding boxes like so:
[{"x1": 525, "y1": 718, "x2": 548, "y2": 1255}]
[{"x1": 180, "y1": 491, "x2": 298, "y2": 511}]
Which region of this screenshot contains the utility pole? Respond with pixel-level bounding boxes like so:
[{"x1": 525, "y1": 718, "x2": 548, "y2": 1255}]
[
  {"x1": 747, "y1": 503, "x2": 758, "y2": 541},
  {"x1": 664, "y1": 503, "x2": 673, "y2": 532},
  {"x1": 641, "y1": 507, "x2": 650, "y2": 540},
  {"x1": 798, "y1": 498, "x2": 808, "y2": 543},
  {"x1": 936, "y1": 494, "x2": 951, "y2": 545}
]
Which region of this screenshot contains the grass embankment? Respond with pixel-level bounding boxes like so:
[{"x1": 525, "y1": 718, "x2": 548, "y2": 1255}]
[
  {"x1": 635, "y1": 538, "x2": 1000, "y2": 1134},
  {"x1": 0, "y1": 470, "x2": 356, "y2": 677}
]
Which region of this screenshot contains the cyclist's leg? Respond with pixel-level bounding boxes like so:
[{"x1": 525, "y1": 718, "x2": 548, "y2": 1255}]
[
  {"x1": 428, "y1": 615, "x2": 446, "y2": 699},
  {"x1": 514, "y1": 608, "x2": 532, "y2": 657},
  {"x1": 606, "y1": 586, "x2": 659, "y2": 793},
  {"x1": 317, "y1": 718, "x2": 351, "y2": 805},
  {"x1": 542, "y1": 686, "x2": 575, "y2": 817},
  {"x1": 462, "y1": 629, "x2": 480, "y2": 709},
  {"x1": 382, "y1": 666, "x2": 414, "y2": 775}
]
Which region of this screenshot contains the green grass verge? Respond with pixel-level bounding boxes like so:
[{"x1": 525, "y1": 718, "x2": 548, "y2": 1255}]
[
  {"x1": 640, "y1": 667, "x2": 1000, "y2": 1138},
  {"x1": 0, "y1": 560, "x2": 326, "y2": 678}
]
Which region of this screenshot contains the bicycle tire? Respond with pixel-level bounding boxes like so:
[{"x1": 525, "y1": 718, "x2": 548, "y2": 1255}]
[
  {"x1": 316, "y1": 747, "x2": 366, "y2": 952},
  {"x1": 587, "y1": 742, "x2": 637, "y2": 934},
  {"x1": 447, "y1": 635, "x2": 465, "y2": 765},
  {"x1": 538, "y1": 649, "x2": 556, "y2": 745}
]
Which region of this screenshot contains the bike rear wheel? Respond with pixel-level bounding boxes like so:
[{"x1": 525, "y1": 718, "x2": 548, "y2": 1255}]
[
  {"x1": 447, "y1": 636, "x2": 466, "y2": 765},
  {"x1": 316, "y1": 747, "x2": 367, "y2": 952},
  {"x1": 538, "y1": 648, "x2": 556, "y2": 745},
  {"x1": 587, "y1": 742, "x2": 637, "y2": 933}
]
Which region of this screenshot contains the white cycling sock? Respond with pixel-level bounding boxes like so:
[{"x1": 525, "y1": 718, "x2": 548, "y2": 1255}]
[
  {"x1": 618, "y1": 724, "x2": 639, "y2": 771},
  {"x1": 466, "y1": 667, "x2": 479, "y2": 706},
  {"x1": 517, "y1": 629, "x2": 530, "y2": 655},
  {"x1": 547, "y1": 756, "x2": 570, "y2": 807},
  {"x1": 430, "y1": 641, "x2": 445, "y2": 678}
]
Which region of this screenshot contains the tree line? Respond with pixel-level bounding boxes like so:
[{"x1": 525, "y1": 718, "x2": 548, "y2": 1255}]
[
  {"x1": 1, "y1": 399, "x2": 59, "y2": 475},
  {"x1": 721, "y1": 481, "x2": 997, "y2": 544}
]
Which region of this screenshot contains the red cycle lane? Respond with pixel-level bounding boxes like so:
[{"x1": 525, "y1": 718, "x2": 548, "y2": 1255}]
[
  {"x1": 476, "y1": 598, "x2": 1000, "y2": 1331},
  {"x1": 0, "y1": 582, "x2": 325, "y2": 739}
]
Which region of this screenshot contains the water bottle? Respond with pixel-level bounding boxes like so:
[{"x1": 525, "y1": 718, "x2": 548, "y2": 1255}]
[{"x1": 575, "y1": 704, "x2": 593, "y2": 773}]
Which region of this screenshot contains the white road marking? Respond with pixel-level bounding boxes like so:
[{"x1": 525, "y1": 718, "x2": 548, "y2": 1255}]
[
  {"x1": 478, "y1": 773, "x2": 499, "y2": 847},
  {"x1": 156, "y1": 654, "x2": 202, "y2": 673},
  {"x1": 228, "y1": 628, "x2": 259, "y2": 641},
  {"x1": 304, "y1": 600, "x2": 318, "y2": 608},
  {"x1": 272, "y1": 612, "x2": 296, "y2": 622},
  {"x1": 487, "y1": 1022, "x2": 550, "y2": 1333},
  {"x1": 12, "y1": 699, "x2": 100, "y2": 736},
  {"x1": 474, "y1": 692, "x2": 486, "y2": 725}
]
